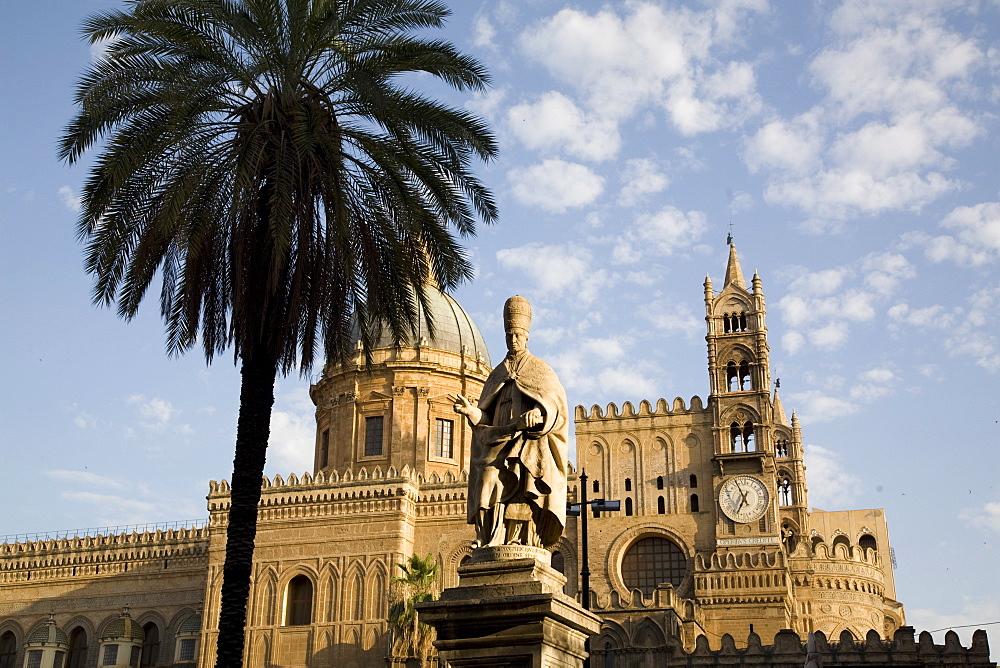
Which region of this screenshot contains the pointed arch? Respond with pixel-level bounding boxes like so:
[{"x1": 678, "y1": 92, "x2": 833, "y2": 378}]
[
  {"x1": 255, "y1": 570, "x2": 278, "y2": 626},
  {"x1": 345, "y1": 569, "x2": 365, "y2": 621},
  {"x1": 249, "y1": 634, "x2": 269, "y2": 668},
  {"x1": 321, "y1": 565, "x2": 340, "y2": 623},
  {"x1": 65, "y1": 625, "x2": 90, "y2": 668},
  {"x1": 138, "y1": 619, "x2": 162, "y2": 668},
  {"x1": 631, "y1": 617, "x2": 666, "y2": 648},
  {"x1": 0, "y1": 629, "x2": 17, "y2": 668},
  {"x1": 366, "y1": 562, "x2": 388, "y2": 620},
  {"x1": 284, "y1": 574, "x2": 314, "y2": 626}
]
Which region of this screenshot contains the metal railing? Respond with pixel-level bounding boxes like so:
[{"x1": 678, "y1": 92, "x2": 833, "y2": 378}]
[{"x1": 1, "y1": 518, "x2": 208, "y2": 545}]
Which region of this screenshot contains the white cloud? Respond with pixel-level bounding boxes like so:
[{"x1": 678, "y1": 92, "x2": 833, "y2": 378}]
[
  {"x1": 127, "y1": 394, "x2": 176, "y2": 425},
  {"x1": 778, "y1": 251, "x2": 915, "y2": 354},
  {"x1": 961, "y1": 500, "x2": 1000, "y2": 534},
  {"x1": 618, "y1": 158, "x2": 669, "y2": 206},
  {"x1": 472, "y1": 14, "x2": 496, "y2": 49},
  {"x1": 861, "y1": 252, "x2": 916, "y2": 297},
  {"x1": 945, "y1": 331, "x2": 1000, "y2": 372},
  {"x1": 612, "y1": 205, "x2": 707, "y2": 263},
  {"x1": 60, "y1": 491, "x2": 200, "y2": 526},
  {"x1": 924, "y1": 202, "x2": 1000, "y2": 266},
  {"x1": 749, "y1": 3, "x2": 985, "y2": 228},
  {"x1": 507, "y1": 160, "x2": 604, "y2": 213},
  {"x1": 788, "y1": 390, "x2": 859, "y2": 423},
  {"x1": 58, "y1": 186, "x2": 81, "y2": 213},
  {"x1": 465, "y1": 86, "x2": 508, "y2": 122},
  {"x1": 728, "y1": 190, "x2": 754, "y2": 214},
  {"x1": 547, "y1": 336, "x2": 657, "y2": 400},
  {"x1": 642, "y1": 300, "x2": 703, "y2": 338},
  {"x1": 888, "y1": 303, "x2": 957, "y2": 329},
  {"x1": 506, "y1": 92, "x2": 621, "y2": 162},
  {"x1": 267, "y1": 386, "x2": 315, "y2": 475},
  {"x1": 803, "y1": 444, "x2": 863, "y2": 509},
  {"x1": 745, "y1": 113, "x2": 823, "y2": 176},
  {"x1": 519, "y1": 2, "x2": 765, "y2": 134},
  {"x1": 46, "y1": 468, "x2": 201, "y2": 526},
  {"x1": 496, "y1": 242, "x2": 609, "y2": 304},
  {"x1": 906, "y1": 598, "x2": 1000, "y2": 645},
  {"x1": 46, "y1": 469, "x2": 128, "y2": 491}
]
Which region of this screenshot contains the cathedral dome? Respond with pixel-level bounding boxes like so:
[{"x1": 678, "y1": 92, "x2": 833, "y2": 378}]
[
  {"x1": 352, "y1": 289, "x2": 491, "y2": 365},
  {"x1": 177, "y1": 613, "x2": 202, "y2": 635},
  {"x1": 101, "y1": 611, "x2": 144, "y2": 642},
  {"x1": 26, "y1": 619, "x2": 67, "y2": 647}
]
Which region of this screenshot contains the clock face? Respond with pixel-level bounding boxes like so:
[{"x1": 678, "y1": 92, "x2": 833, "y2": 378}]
[{"x1": 718, "y1": 475, "x2": 770, "y2": 523}]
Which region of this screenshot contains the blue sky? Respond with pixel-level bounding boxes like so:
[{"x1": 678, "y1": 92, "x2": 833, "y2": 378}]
[{"x1": 2, "y1": 0, "x2": 999, "y2": 646}]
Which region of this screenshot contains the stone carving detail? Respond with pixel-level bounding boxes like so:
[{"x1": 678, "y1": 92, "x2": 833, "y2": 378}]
[{"x1": 452, "y1": 295, "x2": 568, "y2": 549}]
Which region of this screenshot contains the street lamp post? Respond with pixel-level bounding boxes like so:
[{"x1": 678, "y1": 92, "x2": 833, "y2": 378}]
[{"x1": 567, "y1": 469, "x2": 620, "y2": 667}]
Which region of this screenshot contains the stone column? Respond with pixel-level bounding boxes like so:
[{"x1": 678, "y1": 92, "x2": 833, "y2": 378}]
[{"x1": 418, "y1": 546, "x2": 602, "y2": 668}]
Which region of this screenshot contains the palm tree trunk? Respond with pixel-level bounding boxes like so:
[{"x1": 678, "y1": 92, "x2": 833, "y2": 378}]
[{"x1": 215, "y1": 349, "x2": 277, "y2": 667}]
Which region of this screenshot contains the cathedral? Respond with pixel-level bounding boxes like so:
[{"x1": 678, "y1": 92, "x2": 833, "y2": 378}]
[{"x1": 0, "y1": 245, "x2": 914, "y2": 667}]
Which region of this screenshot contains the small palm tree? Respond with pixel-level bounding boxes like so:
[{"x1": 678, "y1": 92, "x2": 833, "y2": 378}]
[
  {"x1": 59, "y1": 1, "x2": 496, "y2": 665},
  {"x1": 388, "y1": 553, "x2": 440, "y2": 666}
]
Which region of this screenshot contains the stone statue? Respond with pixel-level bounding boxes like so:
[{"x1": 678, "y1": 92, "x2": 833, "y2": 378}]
[{"x1": 452, "y1": 295, "x2": 568, "y2": 548}]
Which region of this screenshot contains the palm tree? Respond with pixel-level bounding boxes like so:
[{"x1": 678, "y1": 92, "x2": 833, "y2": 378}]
[
  {"x1": 388, "y1": 553, "x2": 440, "y2": 666},
  {"x1": 59, "y1": 1, "x2": 497, "y2": 665}
]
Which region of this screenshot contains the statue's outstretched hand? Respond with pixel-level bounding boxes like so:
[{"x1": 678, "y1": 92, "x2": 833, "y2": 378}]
[
  {"x1": 451, "y1": 394, "x2": 472, "y2": 416},
  {"x1": 451, "y1": 394, "x2": 483, "y2": 427}
]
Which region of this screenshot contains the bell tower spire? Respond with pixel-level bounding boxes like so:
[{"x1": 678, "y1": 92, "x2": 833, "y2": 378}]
[{"x1": 724, "y1": 241, "x2": 747, "y2": 289}]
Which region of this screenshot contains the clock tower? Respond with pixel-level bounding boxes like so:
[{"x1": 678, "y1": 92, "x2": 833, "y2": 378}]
[{"x1": 697, "y1": 241, "x2": 796, "y2": 637}]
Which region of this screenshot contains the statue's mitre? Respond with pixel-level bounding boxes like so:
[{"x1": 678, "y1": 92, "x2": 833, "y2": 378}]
[{"x1": 503, "y1": 295, "x2": 532, "y2": 332}]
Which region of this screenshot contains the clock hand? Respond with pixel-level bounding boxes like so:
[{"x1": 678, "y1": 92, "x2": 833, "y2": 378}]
[{"x1": 737, "y1": 484, "x2": 749, "y2": 510}]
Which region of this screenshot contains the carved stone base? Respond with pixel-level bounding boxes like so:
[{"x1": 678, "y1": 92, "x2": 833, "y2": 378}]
[{"x1": 418, "y1": 553, "x2": 601, "y2": 668}]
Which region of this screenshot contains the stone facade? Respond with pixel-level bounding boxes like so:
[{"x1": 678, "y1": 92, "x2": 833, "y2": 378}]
[{"x1": 0, "y1": 245, "x2": 974, "y2": 668}]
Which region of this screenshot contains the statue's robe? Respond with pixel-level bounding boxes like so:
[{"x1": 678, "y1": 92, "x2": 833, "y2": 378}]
[{"x1": 468, "y1": 351, "x2": 568, "y2": 547}]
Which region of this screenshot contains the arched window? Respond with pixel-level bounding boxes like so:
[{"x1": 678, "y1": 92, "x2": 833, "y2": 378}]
[
  {"x1": 0, "y1": 631, "x2": 16, "y2": 668},
  {"x1": 620, "y1": 536, "x2": 687, "y2": 596},
  {"x1": 624, "y1": 478, "x2": 631, "y2": 492},
  {"x1": 832, "y1": 535, "x2": 851, "y2": 554},
  {"x1": 625, "y1": 498, "x2": 633, "y2": 516},
  {"x1": 593, "y1": 479, "x2": 600, "y2": 494},
  {"x1": 285, "y1": 575, "x2": 313, "y2": 626},
  {"x1": 604, "y1": 641, "x2": 614, "y2": 668},
  {"x1": 726, "y1": 362, "x2": 738, "y2": 391},
  {"x1": 781, "y1": 523, "x2": 798, "y2": 553},
  {"x1": 320, "y1": 428, "x2": 330, "y2": 468},
  {"x1": 140, "y1": 623, "x2": 160, "y2": 668},
  {"x1": 657, "y1": 496, "x2": 665, "y2": 514},
  {"x1": 723, "y1": 313, "x2": 732, "y2": 333},
  {"x1": 656, "y1": 476, "x2": 664, "y2": 490},
  {"x1": 743, "y1": 422, "x2": 755, "y2": 452},
  {"x1": 689, "y1": 474, "x2": 697, "y2": 488},
  {"x1": 730, "y1": 422, "x2": 742, "y2": 451},
  {"x1": 550, "y1": 551, "x2": 565, "y2": 574},
  {"x1": 739, "y1": 312, "x2": 748, "y2": 331},
  {"x1": 859, "y1": 534, "x2": 877, "y2": 554},
  {"x1": 739, "y1": 361, "x2": 751, "y2": 390},
  {"x1": 690, "y1": 494, "x2": 699, "y2": 512},
  {"x1": 779, "y1": 477, "x2": 792, "y2": 506},
  {"x1": 776, "y1": 439, "x2": 788, "y2": 457},
  {"x1": 67, "y1": 628, "x2": 88, "y2": 668}
]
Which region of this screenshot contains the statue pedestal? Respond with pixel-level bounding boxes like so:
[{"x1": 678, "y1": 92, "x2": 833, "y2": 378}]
[{"x1": 418, "y1": 546, "x2": 601, "y2": 668}]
